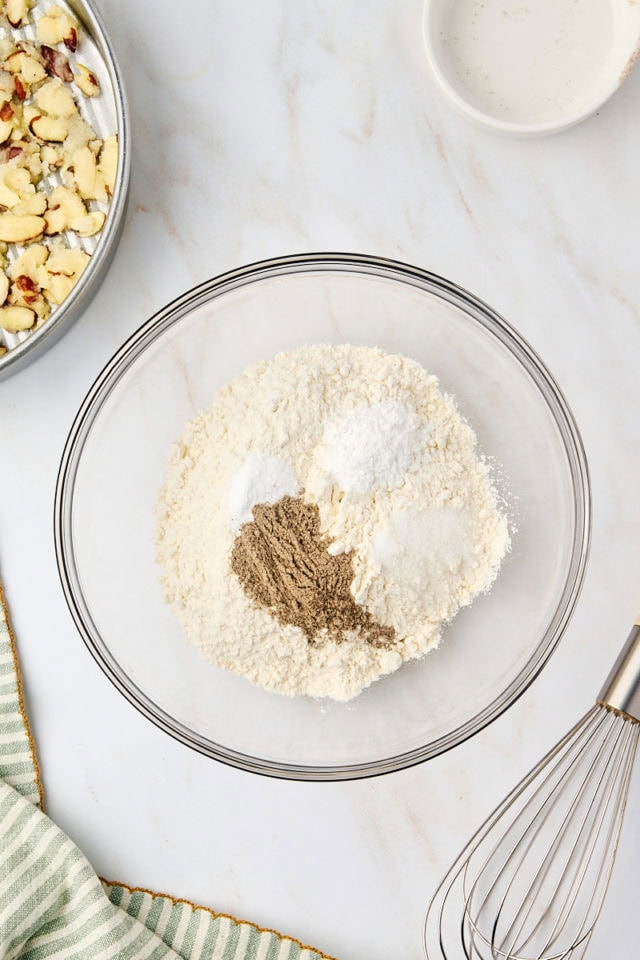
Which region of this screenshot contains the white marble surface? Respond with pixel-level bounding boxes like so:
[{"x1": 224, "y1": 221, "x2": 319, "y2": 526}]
[{"x1": 1, "y1": 1, "x2": 640, "y2": 957}]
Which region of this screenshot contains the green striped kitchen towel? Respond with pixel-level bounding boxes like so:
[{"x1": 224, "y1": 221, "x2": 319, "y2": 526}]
[{"x1": 0, "y1": 584, "x2": 336, "y2": 960}]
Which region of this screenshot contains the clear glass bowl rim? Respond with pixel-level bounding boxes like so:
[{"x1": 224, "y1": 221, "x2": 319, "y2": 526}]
[{"x1": 54, "y1": 252, "x2": 592, "y2": 781}]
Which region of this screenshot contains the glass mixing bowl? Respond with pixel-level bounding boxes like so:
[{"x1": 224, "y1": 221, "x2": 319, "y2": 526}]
[{"x1": 54, "y1": 254, "x2": 590, "y2": 780}]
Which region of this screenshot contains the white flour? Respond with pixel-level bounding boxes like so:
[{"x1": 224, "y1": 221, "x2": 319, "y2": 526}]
[{"x1": 156, "y1": 344, "x2": 510, "y2": 701}]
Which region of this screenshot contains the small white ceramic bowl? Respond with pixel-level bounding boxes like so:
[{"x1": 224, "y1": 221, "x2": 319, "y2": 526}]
[{"x1": 423, "y1": 0, "x2": 640, "y2": 136}]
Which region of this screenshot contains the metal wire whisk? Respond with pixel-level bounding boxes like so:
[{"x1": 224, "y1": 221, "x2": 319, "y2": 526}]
[{"x1": 424, "y1": 619, "x2": 640, "y2": 960}]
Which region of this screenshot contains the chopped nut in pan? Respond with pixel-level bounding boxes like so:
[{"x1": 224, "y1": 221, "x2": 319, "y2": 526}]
[
  {"x1": 0, "y1": 165, "x2": 34, "y2": 207},
  {"x1": 5, "y1": 0, "x2": 34, "y2": 29},
  {"x1": 39, "y1": 246, "x2": 88, "y2": 303},
  {"x1": 0, "y1": 2, "x2": 119, "y2": 342},
  {"x1": 30, "y1": 114, "x2": 68, "y2": 141},
  {"x1": 73, "y1": 210, "x2": 104, "y2": 236},
  {"x1": 75, "y1": 63, "x2": 99, "y2": 97},
  {"x1": 0, "y1": 304, "x2": 35, "y2": 331},
  {"x1": 45, "y1": 184, "x2": 87, "y2": 232},
  {"x1": 71, "y1": 145, "x2": 96, "y2": 196},
  {"x1": 5, "y1": 48, "x2": 48, "y2": 91},
  {"x1": 9, "y1": 242, "x2": 48, "y2": 280},
  {"x1": 35, "y1": 77, "x2": 78, "y2": 116},
  {"x1": 99, "y1": 135, "x2": 117, "y2": 195},
  {"x1": 10, "y1": 274, "x2": 49, "y2": 323},
  {"x1": 0, "y1": 212, "x2": 44, "y2": 242},
  {"x1": 36, "y1": 5, "x2": 78, "y2": 49},
  {"x1": 40, "y1": 44, "x2": 73, "y2": 82}
]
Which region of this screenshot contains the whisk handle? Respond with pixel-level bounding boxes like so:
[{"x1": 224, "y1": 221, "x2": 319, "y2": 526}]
[{"x1": 598, "y1": 621, "x2": 640, "y2": 723}]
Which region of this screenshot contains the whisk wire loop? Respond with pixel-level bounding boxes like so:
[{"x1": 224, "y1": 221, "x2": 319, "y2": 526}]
[
  {"x1": 540, "y1": 715, "x2": 639, "y2": 957},
  {"x1": 462, "y1": 708, "x2": 605, "y2": 956},
  {"x1": 425, "y1": 704, "x2": 640, "y2": 960},
  {"x1": 428, "y1": 710, "x2": 598, "y2": 960},
  {"x1": 516, "y1": 713, "x2": 634, "y2": 959}
]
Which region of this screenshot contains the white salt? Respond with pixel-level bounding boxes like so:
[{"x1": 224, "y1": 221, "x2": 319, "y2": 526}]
[
  {"x1": 229, "y1": 453, "x2": 298, "y2": 530},
  {"x1": 372, "y1": 506, "x2": 474, "y2": 582},
  {"x1": 319, "y1": 400, "x2": 428, "y2": 494}
]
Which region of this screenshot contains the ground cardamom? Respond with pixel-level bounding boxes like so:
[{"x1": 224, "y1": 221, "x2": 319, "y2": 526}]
[{"x1": 230, "y1": 495, "x2": 395, "y2": 646}]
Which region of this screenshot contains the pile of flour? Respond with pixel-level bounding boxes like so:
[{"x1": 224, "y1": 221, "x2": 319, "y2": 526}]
[{"x1": 155, "y1": 344, "x2": 510, "y2": 701}]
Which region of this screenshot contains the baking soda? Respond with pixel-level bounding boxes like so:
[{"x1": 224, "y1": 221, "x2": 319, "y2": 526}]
[
  {"x1": 318, "y1": 400, "x2": 428, "y2": 494},
  {"x1": 229, "y1": 453, "x2": 298, "y2": 531}
]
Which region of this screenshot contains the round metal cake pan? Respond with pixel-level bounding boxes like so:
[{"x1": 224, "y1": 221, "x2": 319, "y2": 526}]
[{"x1": 0, "y1": 0, "x2": 130, "y2": 381}]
